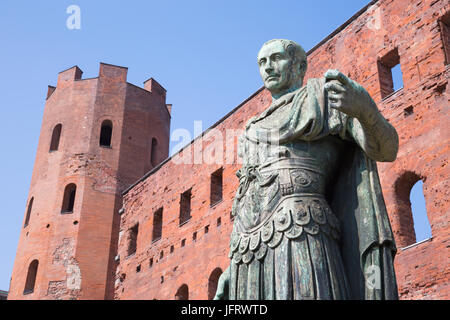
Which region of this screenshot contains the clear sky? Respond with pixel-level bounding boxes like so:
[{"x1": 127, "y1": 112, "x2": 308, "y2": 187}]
[{"x1": 0, "y1": 0, "x2": 430, "y2": 292}]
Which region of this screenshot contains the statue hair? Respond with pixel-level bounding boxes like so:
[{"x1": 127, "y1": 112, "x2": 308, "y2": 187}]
[{"x1": 261, "y1": 39, "x2": 308, "y2": 76}]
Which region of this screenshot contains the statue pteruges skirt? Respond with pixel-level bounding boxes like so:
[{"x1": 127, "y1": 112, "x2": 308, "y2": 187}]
[{"x1": 228, "y1": 156, "x2": 352, "y2": 300}]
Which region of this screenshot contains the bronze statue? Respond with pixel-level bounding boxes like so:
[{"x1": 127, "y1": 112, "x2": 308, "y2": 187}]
[{"x1": 215, "y1": 39, "x2": 399, "y2": 300}]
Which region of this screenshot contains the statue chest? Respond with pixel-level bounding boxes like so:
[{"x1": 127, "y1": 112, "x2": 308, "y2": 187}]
[{"x1": 234, "y1": 135, "x2": 345, "y2": 232}]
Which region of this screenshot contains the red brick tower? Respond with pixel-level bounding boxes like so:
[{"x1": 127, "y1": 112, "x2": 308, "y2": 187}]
[{"x1": 8, "y1": 63, "x2": 171, "y2": 299}]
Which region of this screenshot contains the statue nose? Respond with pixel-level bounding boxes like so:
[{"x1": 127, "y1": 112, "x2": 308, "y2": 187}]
[{"x1": 265, "y1": 62, "x2": 274, "y2": 73}]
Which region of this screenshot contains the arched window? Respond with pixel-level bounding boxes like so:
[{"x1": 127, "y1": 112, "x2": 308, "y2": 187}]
[
  {"x1": 175, "y1": 284, "x2": 189, "y2": 300},
  {"x1": 99, "y1": 120, "x2": 113, "y2": 147},
  {"x1": 49, "y1": 124, "x2": 62, "y2": 152},
  {"x1": 23, "y1": 260, "x2": 39, "y2": 295},
  {"x1": 410, "y1": 180, "x2": 432, "y2": 243},
  {"x1": 61, "y1": 183, "x2": 77, "y2": 214},
  {"x1": 208, "y1": 268, "x2": 223, "y2": 300},
  {"x1": 23, "y1": 197, "x2": 34, "y2": 228},
  {"x1": 394, "y1": 172, "x2": 431, "y2": 247},
  {"x1": 151, "y1": 138, "x2": 158, "y2": 166}
]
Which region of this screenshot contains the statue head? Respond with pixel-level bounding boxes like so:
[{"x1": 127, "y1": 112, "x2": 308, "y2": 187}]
[{"x1": 257, "y1": 39, "x2": 307, "y2": 99}]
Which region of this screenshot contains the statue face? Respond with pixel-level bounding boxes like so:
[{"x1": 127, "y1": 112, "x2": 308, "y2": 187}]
[{"x1": 257, "y1": 41, "x2": 300, "y2": 96}]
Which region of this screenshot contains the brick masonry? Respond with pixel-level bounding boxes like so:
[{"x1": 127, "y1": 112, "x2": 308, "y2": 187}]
[{"x1": 9, "y1": 0, "x2": 449, "y2": 300}]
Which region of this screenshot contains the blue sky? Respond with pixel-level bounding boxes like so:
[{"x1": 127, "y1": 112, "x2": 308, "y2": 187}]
[{"x1": 0, "y1": 0, "x2": 430, "y2": 292}]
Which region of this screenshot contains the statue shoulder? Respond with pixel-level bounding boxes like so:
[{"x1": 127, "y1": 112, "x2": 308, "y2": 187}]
[{"x1": 305, "y1": 77, "x2": 326, "y2": 90}]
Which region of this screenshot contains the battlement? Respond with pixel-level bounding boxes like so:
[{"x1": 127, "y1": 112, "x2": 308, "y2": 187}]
[
  {"x1": 98, "y1": 62, "x2": 128, "y2": 82},
  {"x1": 48, "y1": 63, "x2": 167, "y2": 103},
  {"x1": 56, "y1": 65, "x2": 83, "y2": 88},
  {"x1": 143, "y1": 77, "x2": 167, "y2": 104}
]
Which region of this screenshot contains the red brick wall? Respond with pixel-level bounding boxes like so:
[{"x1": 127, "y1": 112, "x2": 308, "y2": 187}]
[
  {"x1": 9, "y1": 63, "x2": 170, "y2": 300},
  {"x1": 115, "y1": 0, "x2": 449, "y2": 300}
]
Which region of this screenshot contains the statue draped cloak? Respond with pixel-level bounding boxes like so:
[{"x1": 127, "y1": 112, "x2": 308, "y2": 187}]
[{"x1": 226, "y1": 77, "x2": 398, "y2": 300}]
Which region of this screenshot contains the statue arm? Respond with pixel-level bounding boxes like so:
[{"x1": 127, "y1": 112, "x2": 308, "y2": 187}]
[
  {"x1": 213, "y1": 266, "x2": 230, "y2": 300},
  {"x1": 323, "y1": 69, "x2": 398, "y2": 162},
  {"x1": 347, "y1": 101, "x2": 399, "y2": 162}
]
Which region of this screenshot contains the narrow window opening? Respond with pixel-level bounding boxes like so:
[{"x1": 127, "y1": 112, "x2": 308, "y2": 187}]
[
  {"x1": 192, "y1": 232, "x2": 197, "y2": 241},
  {"x1": 179, "y1": 189, "x2": 192, "y2": 226},
  {"x1": 49, "y1": 124, "x2": 62, "y2": 152},
  {"x1": 136, "y1": 265, "x2": 141, "y2": 273},
  {"x1": 210, "y1": 168, "x2": 223, "y2": 206},
  {"x1": 127, "y1": 223, "x2": 139, "y2": 256},
  {"x1": 152, "y1": 208, "x2": 163, "y2": 242},
  {"x1": 149, "y1": 258, "x2": 153, "y2": 267},
  {"x1": 99, "y1": 120, "x2": 113, "y2": 147},
  {"x1": 217, "y1": 217, "x2": 221, "y2": 227},
  {"x1": 439, "y1": 12, "x2": 450, "y2": 65},
  {"x1": 175, "y1": 284, "x2": 189, "y2": 300},
  {"x1": 61, "y1": 184, "x2": 76, "y2": 214},
  {"x1": 23, "y1": 260, "x2": 39, "y2": 295},
  {"x1": 410, "y1": 180, "x2": 432, "y2": 243},
  {"x1": 151, "y1": 138, "x2": 158, "y2": 166},
  {"x1": 394, "y1": 172, "x2": 432, "y2": 248},
  {"x1": 170, "y1": 245, "x2": 174, "y2": 254},
  {"x1": 24, "y1": 197, "x2": 34, "y2": 228},
  {"x1": 207, "y1": 268, "x2": 223, "y2": 300},
  {"x1": 204, "y1": 225, "x2": 209, "y2": 234},
  {"x1": 160, "y1": 251, "x2": 164, "y2": 259},
  {"x1": 391, "y1": 64, "x2": 404, "y2": 92},
  {"x1": 181, "y1": 239, "x2": 186, "y2": 247},
  {"x1": 378, "y1": 48, "x2": 403, "y2": 99}
]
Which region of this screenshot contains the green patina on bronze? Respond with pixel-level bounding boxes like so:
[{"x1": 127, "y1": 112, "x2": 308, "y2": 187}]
[{"x1": 214, "y1": 39, "x2": 399, "y2": 300}]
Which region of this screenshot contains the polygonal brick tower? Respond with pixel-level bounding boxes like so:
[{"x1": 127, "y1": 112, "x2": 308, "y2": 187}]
[{"x1": 8, "y1": 63, "x2": 171, "y2": 299}]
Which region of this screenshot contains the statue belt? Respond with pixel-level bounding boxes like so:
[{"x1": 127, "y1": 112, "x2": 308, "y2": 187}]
[{"x1": 235, "y1": 157, "x2": 326, "y2": 200}]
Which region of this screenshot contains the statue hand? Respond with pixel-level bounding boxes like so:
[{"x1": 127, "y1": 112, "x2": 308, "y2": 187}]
[
  {"x1": 213, "y1": 266, "x2": 230, "y2": 300},
  {"x1": 324, "y1": 69, "x2": 377, "y2": 121}
]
